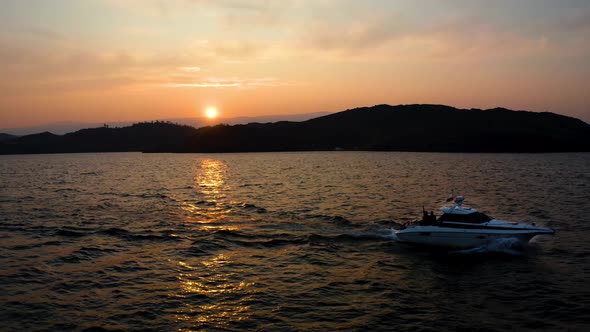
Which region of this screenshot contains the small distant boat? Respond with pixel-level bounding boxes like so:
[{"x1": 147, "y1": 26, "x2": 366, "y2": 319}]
[{"x1": 395, "y1": 196, "x2": 555, "y2": 249}]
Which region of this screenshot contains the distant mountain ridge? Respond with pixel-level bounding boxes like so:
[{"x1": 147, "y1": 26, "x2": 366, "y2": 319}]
[
  {"x1": 0, "y1": 112, "x2": 332, "y2": 135},
  {"x1": 0, "y1": 122, "x2": 197, "y2": 155},
  {"x1": 175, "y1": 104, "x2": 590, "y2": 153},
  {"x1": 0, "y1": 133, "x2": 18, "y2": 142},
  {"x1": 1, "y1": 105, "x2": 589, "y2": 155}
]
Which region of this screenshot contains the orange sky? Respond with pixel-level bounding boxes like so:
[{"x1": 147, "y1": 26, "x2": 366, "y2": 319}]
[{"x1": 1, "y1": 0, "x2": 589, "y2": 129}]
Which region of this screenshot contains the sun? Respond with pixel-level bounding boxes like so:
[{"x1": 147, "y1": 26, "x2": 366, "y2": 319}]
[{"x1": 205, "y1": 107, "x2": 218, "y2": 119}]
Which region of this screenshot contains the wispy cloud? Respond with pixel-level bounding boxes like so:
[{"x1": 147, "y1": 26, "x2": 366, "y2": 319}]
[
  {"x1": 179, "y1": 66, "x2": 201, "y2": 72},
  {"x1": 294, "y1": 10, "x2": 590, "y2": 61},
  {"x1": 186, "y1": 0, "x2": 275, "y2": 11},
  {"x1": 0, "y1": 76, "x2": 143, "y2": 96},
  {"x1": 167, "y1": 82, "x2": 240, "y2": 88},
  {"x1": 22, "y1": 26, "x2": 66, "y2": 41},
  {"x1": 165, "y1": 77, "x2": 282, "y2": 88}
]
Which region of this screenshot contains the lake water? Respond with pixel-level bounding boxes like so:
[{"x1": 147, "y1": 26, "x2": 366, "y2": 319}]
[{"x1": 1, "y1": 152, "x2": 589, "y2": 331}]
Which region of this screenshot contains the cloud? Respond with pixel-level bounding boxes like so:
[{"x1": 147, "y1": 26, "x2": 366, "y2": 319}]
[
  {"x1": 186, "y1": 0, "x2": 273, "y2": 11},
  {"x1": 102, "y1": 0, "x2": 298, "y2": 30},
  {"x1": 0, "y1": 45, "x2": 149, "y2": 80},
  {"x1": 0, "y1": 39, "x2": 184, "y2": 96},
  {"x1": 22, "y1": 26, "x2": 65, "y2": 41},
  {"x1": 179, "y1": 66, "x2": 201, "y2": 72},
  {"x1": 165, "y1": 77, "x2": 282, "y2": 88},
  {"x1": 415, "y1": 16, "x2": 549, "y2": 59},
  {"x1": 211, "y1": 40, "x2": 266, "y2": 58},
  {"x1": 0, "y1": 30, "x2": 270, "y2": 96},
  {"x1": 302, "y1": 10, "x2": 404, "y2": 48},
  {"x1": 167, "y1": 82, "x2": 240, "y2": 88},
  {"x1": 294, "y1": 10, "x2": 590, "y2": 61},
  {"x1": 2, "y1": 0, "x2": 588, "y2": 101},
  {"x1": 0, "y1": 76, "x2": 143, "y2": 96}
]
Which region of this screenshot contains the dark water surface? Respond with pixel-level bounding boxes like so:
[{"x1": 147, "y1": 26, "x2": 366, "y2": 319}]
[{"x1": 1, "y1": 152, "x2": 589, "y2": 331}]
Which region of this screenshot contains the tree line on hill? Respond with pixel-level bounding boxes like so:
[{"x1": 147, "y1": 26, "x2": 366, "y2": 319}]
[{"x1": 1, "y1": 105, "x2": 589, "y2": 154}]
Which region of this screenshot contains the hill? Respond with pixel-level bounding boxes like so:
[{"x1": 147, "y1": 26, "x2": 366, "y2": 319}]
[
  {"x1": 0, "y1": 112, "x2": 332, "y2": 135},
  {"x1": 0, "y1": 133, "x2": 18, "y2": 142},
  {"x1": 1, "y1": 105, "x2": 589, "y2": 154},
  {"x1": 0, "y1": 122, "x2": 197, "y2": 155},
  {"x1": 177, "y1": 104, "x2": 590, "y2": 153}
]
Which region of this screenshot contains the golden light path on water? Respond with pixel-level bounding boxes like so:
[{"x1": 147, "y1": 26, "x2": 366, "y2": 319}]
[
  {"x1": 180, "y1": 159, "x2": 232, "y2": 225},
  {"x1": 175, "y1": 255, "x2": 254, "y2": 329},
  {"x1": 176, "y1": 158, "x2": 253, "y2": 328}
]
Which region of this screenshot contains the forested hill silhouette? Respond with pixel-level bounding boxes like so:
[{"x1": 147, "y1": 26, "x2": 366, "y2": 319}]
[
  {"x1": 177, "y1": 104, "x2": 590, "y2": 153},
  {"x1": 0, "y1": 133, "x2": 18, "y2": 142},
  {"x1": 0, "y1": 122, "x2": 196, "y2": 155},
  {"x1": 1, "y1": 105, "x2": 589, "y2": 155}
]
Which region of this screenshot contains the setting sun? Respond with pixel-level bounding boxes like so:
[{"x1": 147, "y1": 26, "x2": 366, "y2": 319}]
[{"x1": 205, "y1": 107, "x2": 218, "y2": 119}]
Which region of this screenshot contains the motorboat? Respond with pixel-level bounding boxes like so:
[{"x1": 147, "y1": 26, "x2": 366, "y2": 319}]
[{"x1": 394, "y1": 196, "x2": 555, "y2": 249}]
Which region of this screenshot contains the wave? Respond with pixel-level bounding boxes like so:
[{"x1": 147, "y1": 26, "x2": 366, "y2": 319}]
[
  {"x1": 307, "y1": 229, "x2": 396, "y2": 244},
  {"x1": 54, "y1": 188, "x2": 82, "y2": 193},
  {"x1": 15, "y1": 225, "x2": 185, "y2": 244},
  {"x1": 188, "y1": 240, "x2": 229, "y2": 253},
  {"x1": 9, "y1": 240, "x2": 64, "y2": 250},
  {"x1": 79, "y1": 171, "x2": 100, "y2": 176},
  {"x1": 226, "y1": 237, "x2": 309, "y2": 249},
  {"x1": 55, "y1": 229, "x2": 88, "y2": 237},
  {"x1": 450, "y1": 237, "x2": 528, "y2": 256},
  {"x1": 80, "y1": 326, "x2": 125, "y2": 332},
  {"x1": 53, "y1": 246, "x2": 120, "y2": 264},
  {"x1": 98, "y1": 228, "x2": 183, "y2": 242},
  {"x1": 304, "y1": 214, "x2": 352, "y2": 225},
  {"x1": 0, "y1": 267, "x2": 52, "y2": 282},
  {"x1": 210, "y1": 229, "x2": 254, "y2": 238},
  {"x1": 138, "y1": 193, "x2": 169, "y2": 199},
  {"x1": 237, "y1": 202, "x2": 268, "y2": 213},
  {"x1": 194, "y1": 228, "x2": 387, "y2": 250},
  {"x1": 205, "y1": 228, "x2": 305, "y2": 248},
  {"x1": 195, "y1": 200, "x2": 217, "y2": 206}
]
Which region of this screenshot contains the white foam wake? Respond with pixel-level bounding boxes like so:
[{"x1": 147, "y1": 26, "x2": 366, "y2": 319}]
[{"x1": 452, "y1": 237, "x2": 527, "y2": 255}]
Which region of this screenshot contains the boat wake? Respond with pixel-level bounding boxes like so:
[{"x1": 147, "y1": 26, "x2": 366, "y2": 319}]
[
  {"x1": 389, "y1": 229, "x2": 400, "y2": 242},
  {"x1": 450, "y1": 237, "x2": 527, "y2": 256}
]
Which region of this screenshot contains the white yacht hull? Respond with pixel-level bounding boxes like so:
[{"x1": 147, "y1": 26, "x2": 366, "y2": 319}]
[{"x1": 395, "y1": 224, "x2": 554, "y2": 249}]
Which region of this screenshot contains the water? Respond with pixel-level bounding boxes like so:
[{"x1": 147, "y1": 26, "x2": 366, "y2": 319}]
[{"x1": 1, "y1": 152, "x2": 589, "y2": 331}]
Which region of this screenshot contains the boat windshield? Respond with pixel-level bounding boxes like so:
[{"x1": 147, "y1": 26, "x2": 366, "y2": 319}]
[{"x1": 438, "y1": 212, "x2": 492, "y2": 224}]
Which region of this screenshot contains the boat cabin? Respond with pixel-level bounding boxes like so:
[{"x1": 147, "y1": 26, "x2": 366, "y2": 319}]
[{"x1": 438, "y1": 207, "x2": 492, "y2": 224}]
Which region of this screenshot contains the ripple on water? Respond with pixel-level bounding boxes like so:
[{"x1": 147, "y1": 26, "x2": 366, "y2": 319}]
[{"x1": 0, "y1": 152, "x2": 588, "y2": 331}]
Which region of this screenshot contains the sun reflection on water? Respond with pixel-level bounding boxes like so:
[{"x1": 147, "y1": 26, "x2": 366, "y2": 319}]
[
  {"x1": 196, "y1": 159, "x2": 226, "y2": 195},
  {"x1": 175, "y1": 159, "x2": 256, "y2": 329},
  {"x1": 181, "y1": 159, "x2": 232, "y2": 224},
  {"x1": 175, "y1": 254, "x2": 254, "y2": 329}
]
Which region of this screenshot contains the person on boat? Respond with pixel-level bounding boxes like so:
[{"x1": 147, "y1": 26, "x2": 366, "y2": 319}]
[
  {"x1": 422, "y1": 209, "x2": 429, "y2": 224},
  {"x1": 421, "y1": 209, "x2": 437, "y2": 225},
  {"x1": 429, "y1": 211, "x2": 436, "y2": 223}
]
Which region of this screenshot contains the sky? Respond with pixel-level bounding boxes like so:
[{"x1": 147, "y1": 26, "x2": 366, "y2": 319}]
[{"x1": 0, "y1": 0, "x2": 589, "y2": 129}]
